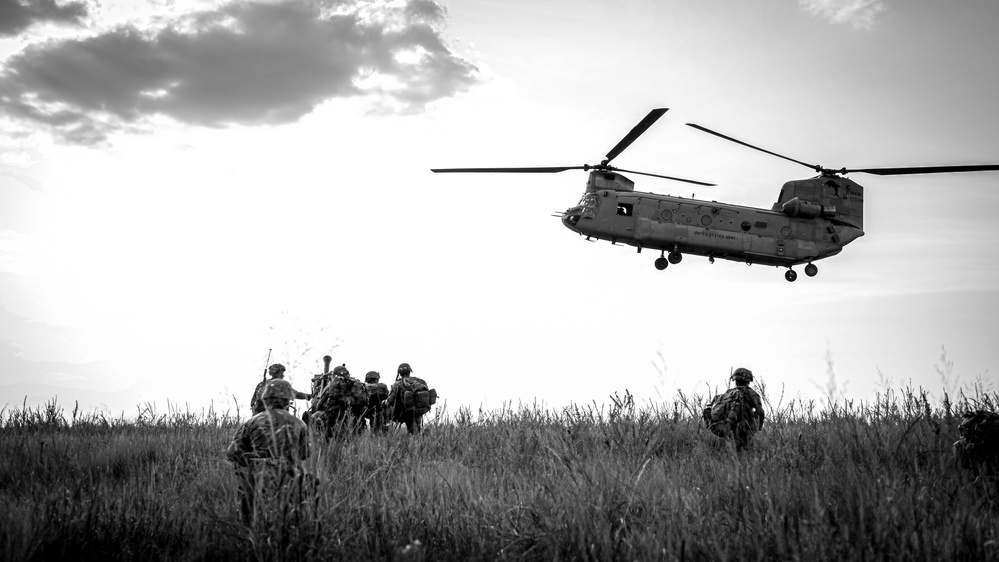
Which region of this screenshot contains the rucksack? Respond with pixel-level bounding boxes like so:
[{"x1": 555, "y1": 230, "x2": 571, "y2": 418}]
[
  {"x1": 367, "y1": 382, "x2": 389, "y2": 408},
  {"x1": 710, "y1": 387, "x2": 754, "y2": 428},
  {"x1": 250, "y1": 380, "x2": 267, "y2": 414},
  {"x1": 398, "y1": 376, "x2": 436, "y2": 416},
  {"x1": 322, "y1": 377, "x2": 369, "y2": 411},
  {"x1": 310, "y1": 374, "x2": 331, "y2": 401}
]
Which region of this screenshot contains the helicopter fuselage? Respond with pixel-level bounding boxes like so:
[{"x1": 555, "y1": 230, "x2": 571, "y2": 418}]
[{"x1": 561, "y1": 171, "x2": 865, "y2": 270}]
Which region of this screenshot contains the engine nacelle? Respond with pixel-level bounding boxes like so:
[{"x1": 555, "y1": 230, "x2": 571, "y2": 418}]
[
  {"x1": 781, "y1": 197, "x2": 834, "y2": 219},
  {"x1": 586, "y1": 171, "x2": 635, "y2": 193}
]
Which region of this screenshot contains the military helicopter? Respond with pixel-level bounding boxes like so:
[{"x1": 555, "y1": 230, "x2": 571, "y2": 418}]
[{"x1": 432, "y1": 108, "x2": 999, "y2": 281}]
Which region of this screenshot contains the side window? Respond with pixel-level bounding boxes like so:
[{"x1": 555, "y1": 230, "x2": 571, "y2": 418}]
[{"x1": 616, "y1": 203, "x2": 634, "y2": 216}]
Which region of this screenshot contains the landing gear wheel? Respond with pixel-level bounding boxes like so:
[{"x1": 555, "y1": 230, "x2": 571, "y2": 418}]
[
  {"x1": 654, "y1": 257, "x2": 669, "y2": 270},
  {"x1": 804, "y1": 263, "x2": 818, "y2": 277},
  {"x1": 785, "y1": 269, "x2": 797, "y2": 282},
  {"x1": 668, "y1": 251, "x2": 682, "y2": 264}
]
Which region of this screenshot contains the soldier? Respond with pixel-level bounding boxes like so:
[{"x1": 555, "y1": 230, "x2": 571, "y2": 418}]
[
  {"x1": 363, "y1": 371, "x2": 390, "y2": 433},
  {"x1": 702, "y1": 367, "x2": 765, "y2": 450},
  {"x1": 226, "y1": 379, "x2": 311, "y2": 525},
  {"x1": 386, "y1": 362, "x2": 436, "y2": 435},
  {"x1": 313, "y1": 364, "x2": 368, "y2": 438},
  {"x1": 953, "y1": 410, "x2": 999, "y2": 478},
  {"x1": 250, "y1": 363, "x2": 311, "y2": 415}
]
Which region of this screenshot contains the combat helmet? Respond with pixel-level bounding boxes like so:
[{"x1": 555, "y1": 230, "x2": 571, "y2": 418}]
[
  {"x1": 268, "y1": 363, "x2": 286, "y2": 377},
  {"x1": 397, "y1": 362, "x2": 412, "y2": 376},
  {"x1": 365, "y1": 371, "x2": 380, "y2": 383},
  {"x1": 332, "y1": 364, "x2": 349, "y2": 377},
  {"x1": 261, "y1": 379, "x2": 294, "y2": 408},
  {"x1": 730, "y1": 367, "x2": 754, "y2": 385}
]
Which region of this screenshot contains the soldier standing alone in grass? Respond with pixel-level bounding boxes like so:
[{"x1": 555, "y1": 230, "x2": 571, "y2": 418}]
[
  {"x1": 702, "y1": 367, "x2": 765, "y2": 450},
  {"x1": 250, "y1": 363, "x2": 311, "y2": 415},
  {"x1": 226, "y1": 379, "x2": 311, "y2": 525},
  {"x1": 386, "y1": 362, "x2": 436, "y2": 435}
]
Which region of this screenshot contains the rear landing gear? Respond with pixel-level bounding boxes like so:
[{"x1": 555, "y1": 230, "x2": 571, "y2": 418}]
[
  {"x1": 655, "y1": 256, "x2": 669, "y2": 270},
  {"x1": 668, "y1": 251, "x2": 682, "y2": 264},
  {"x1": 804, "y1": 263, "x2": 818, "y2": 277},
  {"x1": 785, "y1": 269, "x2": 797, "y2": 282}
]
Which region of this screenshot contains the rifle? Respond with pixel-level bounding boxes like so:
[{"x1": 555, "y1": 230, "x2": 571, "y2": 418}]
[{"x1": 262, "y1": 348, "x2": 272, "y2": 384}]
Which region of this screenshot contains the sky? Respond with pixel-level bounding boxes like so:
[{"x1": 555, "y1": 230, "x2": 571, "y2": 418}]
[{"x1": 1, "y1": 0, "x2": 997, "y2": 419}]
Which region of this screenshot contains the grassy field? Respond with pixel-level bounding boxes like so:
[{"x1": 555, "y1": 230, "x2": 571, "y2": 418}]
[{"x1": 1, "y1": 386, "x2": 997, "y2": 561}]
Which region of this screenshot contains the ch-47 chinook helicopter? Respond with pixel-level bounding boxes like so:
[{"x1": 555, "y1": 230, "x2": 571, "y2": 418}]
[{"x1": 432, "y1": 108, "x2": 999, "y2": 281}]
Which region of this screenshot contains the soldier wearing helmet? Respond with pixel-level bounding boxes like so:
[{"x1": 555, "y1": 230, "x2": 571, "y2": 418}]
[
  {"x1": 250, "y1": 363, "x2": 311, "y2": 415},
  {"x1": 701, "y1": 367, "x2": 765, "y2": 450},
  {"x1": 363, "y1": 371, "x2": 390, "y2": 433},
  {"x1": 312, "y1": 364, "x2": 368, "y2": 438},
  {"x1": 386, "y1": 362, "x2": 435, "y2": 435},
  {"x1": 226, "y1": 378, "x2": 311, "y2": 525}
]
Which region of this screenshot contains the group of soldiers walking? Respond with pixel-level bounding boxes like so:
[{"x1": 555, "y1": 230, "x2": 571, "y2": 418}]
[
  {"x1": 246, "y1": 357, "x2": 437, "y2": 437},
  {"x1": 226, "y1": 356, "x2": 437, "y2": 524}
]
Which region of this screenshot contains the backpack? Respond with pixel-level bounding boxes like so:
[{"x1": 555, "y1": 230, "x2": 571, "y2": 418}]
[
  {"x1": 250, "y1": 380, "x2": 267, "y2": 414},
  {"x1": 367, "y1": 382, "x2": 389, "y2": 408},
  {"x1": 321, "y1": 377, "x2": 369, "y2": 411},
  {"x1": 310, "y1": 374, "x2": 331, "y2": 401},
  {"x1": 709, "y1": 387, "x2": 755, "y2": 429},
  {"x1": 398, "y1": 376, "x2": 436, "y2": 416}
]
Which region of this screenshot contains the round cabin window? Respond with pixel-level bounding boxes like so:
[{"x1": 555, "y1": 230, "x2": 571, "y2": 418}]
[
  {"x1": 741, "y1": 221, "x2": 752, "y2": 231},
  {"x1": 780, "y1": 226, "x2": 792, "y2": 237},
  {"x1": 701, "y1": 215, "x2": 712, "y2": 226},
  {"x1": 661, "y1": 210, "x2": 672, "y2": 221}
]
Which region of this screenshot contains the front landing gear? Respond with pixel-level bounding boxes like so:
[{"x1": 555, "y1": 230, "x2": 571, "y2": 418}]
[
  {"x1": 785, "y1": 269, "x2": 798, "y2": 282},
  {"x1": 804, "y1": 263, "x2": 818, "y2": 277}
]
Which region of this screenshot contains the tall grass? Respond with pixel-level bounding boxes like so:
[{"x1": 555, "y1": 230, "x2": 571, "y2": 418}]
[{"x1": 1, "y1": 386, "x2": 997, "y2": 561}]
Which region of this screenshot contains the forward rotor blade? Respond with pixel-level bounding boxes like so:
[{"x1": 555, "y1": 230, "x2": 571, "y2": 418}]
[
  {"x1": 431, "y1": 166, "x2": 584, "y2": 173},
  {"x1": 686, "y1": 123, "x2": 820, "y2": 171},
  {"x1": 605, "y1": 108, "x2": 669, "y2": 164},
  {"x1": 844, "y1": 164, "x2": 999, "y2": 176},
  {"x1": 613, "y1": 168, "x2": 716, "y2": 186}
]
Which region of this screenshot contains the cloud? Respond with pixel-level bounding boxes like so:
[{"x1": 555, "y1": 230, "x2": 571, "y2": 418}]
[
  {"x1": 0, "y1": 0, "x2": 88, "y2": 37},
  {"x1": 799, "y1": 0, "x2": 887, "y2": 30},
  {"x1": 0, "y1": 0, "x2": 480, "y2": 145}
]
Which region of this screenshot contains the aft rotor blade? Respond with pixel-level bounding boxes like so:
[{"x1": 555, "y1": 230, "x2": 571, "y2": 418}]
[
  {"x1": 844, "y1": 164, "x2": 999, "y2": 176},
  {"x1": 614, "y1": 168, "x2": 716, "y2": 186},
  {"x1": 431, "y1": 166, "x2": 585, "y2": 173},
  {"x1": 686, "y1": 123, "x2": 820, "y2": 172},
  {"x1": 605, "y1": 108, "x2": 669, "y2": 164}
]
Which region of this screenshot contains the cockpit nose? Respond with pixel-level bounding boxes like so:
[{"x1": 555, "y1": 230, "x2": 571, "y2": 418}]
[{"x1": 562, "y1": 206, "x2": 582, "y2": 231}]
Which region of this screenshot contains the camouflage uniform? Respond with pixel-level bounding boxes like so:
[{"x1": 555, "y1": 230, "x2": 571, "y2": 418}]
[
  {"x1": 954, "y1": 410, "x2": 999, "y2": 477},
  {"x1": 313, "y1": 365, "x2": 368, "y2": 438},
  {"x1": 363, "y1": 371, "x2": 390, "y2": 433},
  {"x1": 250, "y1": 363, "x2": 311, "y2": 415},
  {"x1": 227, "y1": 379, "x2": 311, "y2": 525},
  {"x1": 386, "y1": 362, "x2": 431, "y2": 435},
  {"x1": 702, "y1": 367, "x2": 765, "y2": 450}
]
